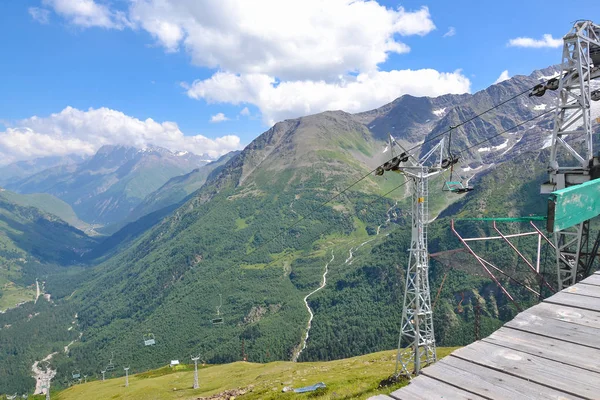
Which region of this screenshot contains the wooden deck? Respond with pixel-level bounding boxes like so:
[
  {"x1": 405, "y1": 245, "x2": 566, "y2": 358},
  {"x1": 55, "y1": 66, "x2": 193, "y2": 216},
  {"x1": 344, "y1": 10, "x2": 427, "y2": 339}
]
[{"x1": 372, "y1": 272, "x2": 600, "y2": 400}]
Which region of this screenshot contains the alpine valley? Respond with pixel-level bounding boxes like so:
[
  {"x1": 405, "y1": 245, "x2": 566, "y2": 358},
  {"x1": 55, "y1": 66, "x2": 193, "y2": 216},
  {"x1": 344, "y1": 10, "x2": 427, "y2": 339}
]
[{"x1": 0, "y1": 66, "x2": 598, "y2": 395}]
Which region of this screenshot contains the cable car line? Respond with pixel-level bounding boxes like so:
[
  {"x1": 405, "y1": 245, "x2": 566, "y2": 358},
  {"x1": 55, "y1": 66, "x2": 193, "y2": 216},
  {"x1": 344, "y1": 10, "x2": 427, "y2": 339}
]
[
  {"x1": 455, "y1": 107, "x2": 556, "y2": 156},
  {"x1": 138, "y1": 71, "x2": 559, "y2": 340},
  {"x1": 187, "y1": 90, "x2": 559, "y2": 282}
]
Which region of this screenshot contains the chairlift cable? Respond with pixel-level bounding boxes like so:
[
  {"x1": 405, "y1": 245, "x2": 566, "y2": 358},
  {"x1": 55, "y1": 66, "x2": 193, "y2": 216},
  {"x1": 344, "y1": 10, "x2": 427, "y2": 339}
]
[
  {"x1": 167, "y1": 80, "x2": 560, "y2": 281},
  {"x1": 207, "y1": 107, "x2": 556, "y2": 286},
  {"x1": 455, "y1": 108, "x2": 556, "y2": 156},
  {"x1": 131, "y1": 74, "x2": 562, "y2": 336},
  {"x1": 179, "y1": 76, "x2": 560, "y2": 274},
  {"x1": 400, "y1": 75, "x2": 560, "y2": 160}
]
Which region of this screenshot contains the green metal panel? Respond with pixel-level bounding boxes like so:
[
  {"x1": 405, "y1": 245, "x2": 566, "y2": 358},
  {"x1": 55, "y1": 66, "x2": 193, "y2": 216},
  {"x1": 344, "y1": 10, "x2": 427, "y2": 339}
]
[{"x1": 547, "y1": 178, "x2": 600, "y2": 232}]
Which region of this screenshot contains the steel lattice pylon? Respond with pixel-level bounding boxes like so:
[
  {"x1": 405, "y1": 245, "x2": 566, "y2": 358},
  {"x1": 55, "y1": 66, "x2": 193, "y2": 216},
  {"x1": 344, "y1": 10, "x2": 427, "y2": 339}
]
[
  {"x1": 191, "y1": 355, "x2": 200, "y2": 389},
  {"x1": 540, "y1": 20, "x2": 600, "y2": 290},
  {"x1": 395, "y1": 169, "x2": 436, "y2": 377},
  {"x1": 377, "y1": 135, "x2": 451, "y2": 376}
]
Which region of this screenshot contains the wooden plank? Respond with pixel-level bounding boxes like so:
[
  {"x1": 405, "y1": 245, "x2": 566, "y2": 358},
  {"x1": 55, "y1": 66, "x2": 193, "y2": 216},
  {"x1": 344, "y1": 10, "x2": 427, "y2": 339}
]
[
  {"x1": 545, "y1": 291, "x2": 600, "y2": 312},
  {"x1": 423, "y1": 355, "x2": 583, "y2": 400},
  {"x1": 451, "y1": 341, "x2": 600, "y2": 399},
  {"x1": 485, "y1": 326, "x2": 600, "y2": 374},
  {"x1": 369, "y1": 395, "x2": 394, "y2": 400},
  {"x1": 562, "y1": 283, "x2": 600, "y2": 298},
  {"x1": 523, "y1": 301, "x2": 600, "y2": 330},
  {"x1": 507, "y1": 308, "x2": 600, "y2": 349},
  {"x1": 580, "y1": 274, "x2": 600, "y2": 286},
  {"x1": 389, "y1": 375, "x2": 486, "y2": 400}
]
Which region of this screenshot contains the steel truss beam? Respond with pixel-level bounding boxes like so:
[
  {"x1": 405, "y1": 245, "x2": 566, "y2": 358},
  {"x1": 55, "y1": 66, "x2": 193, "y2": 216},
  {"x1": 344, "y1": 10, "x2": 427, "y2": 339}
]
[{"x1": 451, "y1": 220, "x2": 556, "y2": 312}]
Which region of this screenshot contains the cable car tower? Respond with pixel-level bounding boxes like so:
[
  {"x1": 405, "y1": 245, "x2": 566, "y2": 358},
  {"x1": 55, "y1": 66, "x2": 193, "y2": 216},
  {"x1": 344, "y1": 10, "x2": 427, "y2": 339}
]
[
  {"x1": 191, "y1": 354, "x2": 201, "y2": 389},
  {"x1": 124, "y1": 366, "x2": 130, "y2": 388},
  {"x1": 377, "y1": 135, "x2": 452, "y2": 377},
  {"x1": 539, "y1": 20, "x2": 600, "y2": 290}
]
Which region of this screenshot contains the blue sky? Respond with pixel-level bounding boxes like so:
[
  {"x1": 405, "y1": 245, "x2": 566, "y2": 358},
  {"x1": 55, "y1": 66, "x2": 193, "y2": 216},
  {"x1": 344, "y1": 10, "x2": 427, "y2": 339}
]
[{"x1": 0, "y1": 0, "x2": 597, "y2": 163}]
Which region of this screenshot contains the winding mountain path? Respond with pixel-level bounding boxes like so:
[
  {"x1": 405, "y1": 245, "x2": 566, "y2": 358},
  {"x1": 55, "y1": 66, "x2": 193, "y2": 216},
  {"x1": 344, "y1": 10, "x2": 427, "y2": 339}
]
[
  {"x1": 291, "y1": 201, "x2": 399, "y2": 360},
  {"x1": 292, "y1": 250, "x2": 334, "y2": 362},
  {"x1": 34, "y1": 279, "x2": 40, "y2": 304},
  {"x1": 32, "y1": 352, "x2": 57, "y2": 395},
  {"x1": 377, "y1": 201, "x2": 398, "y2": 235}
]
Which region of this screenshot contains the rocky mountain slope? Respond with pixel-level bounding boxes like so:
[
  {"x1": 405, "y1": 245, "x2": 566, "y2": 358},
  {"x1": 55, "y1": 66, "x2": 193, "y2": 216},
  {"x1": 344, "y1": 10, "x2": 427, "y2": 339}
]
[
  {"x1": 108, "y1": 151, "x2": 240, "y2": 233},
  {"x1": 0, "y1": 154, "x2": 87, "y2": 187},
  {"x1": 6, "y1": 145, "x2": 214, "y2": 226}
]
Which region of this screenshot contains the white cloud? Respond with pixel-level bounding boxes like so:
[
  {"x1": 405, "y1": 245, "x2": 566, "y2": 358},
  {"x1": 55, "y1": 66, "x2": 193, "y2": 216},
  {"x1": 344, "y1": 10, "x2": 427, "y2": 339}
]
[
  {"x1": 507, "y1": 34, "x2": 562, "y2": 48},
  {"x1": 494, "y1": 70, "x2": 510, "y2": 84},
  {"x1": 37, "y1": 1, "x2": 473, "y2": 130},
  {"x1": 187, "y1": 70, "x2": 471, "y2": 125},
  {"x1": 210, "y1": 113, "x2": 229, "y2": 123},
  {"x1": 0, "y1": 107, "x2": 242, "y2": 164},
  {"x1": 239, "y1": 107, "x2": 250, "y2": 117},
  {"x1": 29, "y1": 7, "x2": 51, "y2": 24},
  {"x1": 42, "y1": 0, "x2": 130, "y2": 29},
  {"x1": 48, "y1": 0, "x2": 434, "y2": 80},
  {"x1": 443, "y1": 27, "x2": 455, "y2": 38}
]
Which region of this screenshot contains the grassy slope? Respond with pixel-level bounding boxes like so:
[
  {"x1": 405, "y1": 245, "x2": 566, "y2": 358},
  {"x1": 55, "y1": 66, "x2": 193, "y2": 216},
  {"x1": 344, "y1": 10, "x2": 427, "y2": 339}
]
[
  {"x1": 53, "y1": 348, "x2": 457, "y2": 400},
  {"x1": 0, "y1": 190, "x2": 91, "y2": 231},
  {"x1": 0, "y1": 279, "x2": 35, "y2": 311}
]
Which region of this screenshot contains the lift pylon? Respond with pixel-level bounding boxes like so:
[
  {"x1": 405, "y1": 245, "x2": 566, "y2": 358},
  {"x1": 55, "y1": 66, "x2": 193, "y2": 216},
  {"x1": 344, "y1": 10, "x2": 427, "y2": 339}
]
[
  {"x1": 191, "y1": 354, "x2": 201, "y2": 389},
  {"x1": 378, "y1": 135, "x2": 449, "y2": 377},
  {"x1": 539, "y1": 20, "x2": 600, "y2": 290}
]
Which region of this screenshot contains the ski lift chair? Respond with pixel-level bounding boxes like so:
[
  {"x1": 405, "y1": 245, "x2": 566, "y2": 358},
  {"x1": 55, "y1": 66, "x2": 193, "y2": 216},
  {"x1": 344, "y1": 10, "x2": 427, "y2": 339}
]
[
  {"x1": 211, "y1": 294, "x2": 224, "y2": 325},
  {"x1": 443, "y1": 181, "x2": 474, "y2": 194},
  {"x1": 106, "y1": 351, "x2": 116, "y2": 370},
  {"x1": 143, "y1": 333, "x2": 156, "y2": 346},
  {"x1": 72, "y1": 370, "x2": 81, "y2": 379}
]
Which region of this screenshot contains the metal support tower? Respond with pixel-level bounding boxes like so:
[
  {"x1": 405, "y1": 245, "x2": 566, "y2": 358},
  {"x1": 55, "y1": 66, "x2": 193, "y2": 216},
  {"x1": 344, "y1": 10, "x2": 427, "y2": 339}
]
[
  {"x1": 124, "y1": 367, "x2": 129, "y2": 387},
  {"x1": 101, "y1": 370, "x2": 106, "y2": 382},
  {"x1": 395, "y1": 168, "x2": 437, "y2": 376},
  {"x1": 377, "y1": 135, "x2": 446, "y2": 377},
  {"x1": 191, "y1": 355, "x2": 200, "y2": 389},
  {"x1": 540, "y1": 20, "x2": 600, "y2": 290}
]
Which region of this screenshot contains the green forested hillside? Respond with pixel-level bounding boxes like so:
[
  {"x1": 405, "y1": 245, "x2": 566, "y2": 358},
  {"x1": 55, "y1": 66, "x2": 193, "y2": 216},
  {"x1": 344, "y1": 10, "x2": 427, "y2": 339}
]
[
  {"x1": 45, "y1": 114, "x2": 546, "y2": 388},
  {"x1": 0, "y1": 190, "x2": 91, "y2": 232},
  {"x1": 117, "y1": 151, "x2": 239, "y2": 230},
  {"x1": 0, "y1": 70, "x2": 578, "y2": 396},
  {"x1": 1, "y1": 147, "x2": 551, "y2": 394},
  {"x1": 0, "y1": 191, "x2": 96, "y2": 312}
]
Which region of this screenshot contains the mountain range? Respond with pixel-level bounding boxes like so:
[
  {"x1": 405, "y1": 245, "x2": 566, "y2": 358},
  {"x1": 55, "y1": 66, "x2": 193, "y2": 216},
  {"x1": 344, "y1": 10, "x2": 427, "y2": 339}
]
[
  {"x1": 5, "y1": 145, "x2": 216, "y2": 227},
  {"x1": 0, "y1": 65, "x2": 597, "y2": 394}
]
